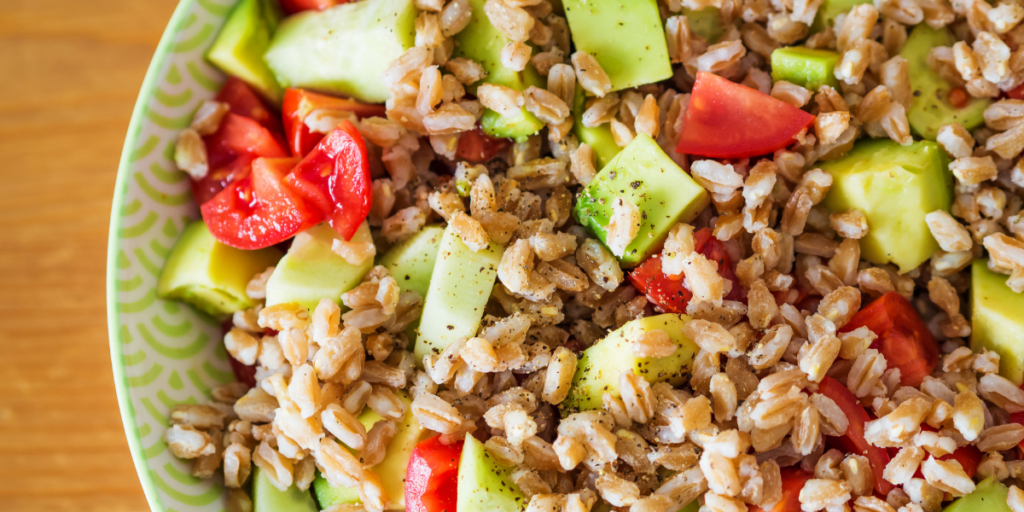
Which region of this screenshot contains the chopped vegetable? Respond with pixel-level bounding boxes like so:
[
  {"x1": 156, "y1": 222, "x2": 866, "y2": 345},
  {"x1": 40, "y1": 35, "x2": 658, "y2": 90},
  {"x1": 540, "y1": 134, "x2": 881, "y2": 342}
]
[
  {"x1": 676, "y1": 71, "x2": 815, "y2": 159},
  {"x1": 284, "y1": 120, "x2": 372, "y2": 240},
  {"x1": 405, "y1": 436, "x2": 463, "y2": 512},
  {"x1": 841, "y1": 291, "x2": 939, "y2": 388},
  {"x1": 201, "y1": 157, "x2": 319, "y2": 249}
]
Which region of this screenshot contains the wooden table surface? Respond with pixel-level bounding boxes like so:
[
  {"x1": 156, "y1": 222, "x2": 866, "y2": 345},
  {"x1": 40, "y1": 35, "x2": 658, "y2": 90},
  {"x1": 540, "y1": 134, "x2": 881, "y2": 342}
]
[{"x1": 0, "y1": 1, "x2": 180, "y2": 510}]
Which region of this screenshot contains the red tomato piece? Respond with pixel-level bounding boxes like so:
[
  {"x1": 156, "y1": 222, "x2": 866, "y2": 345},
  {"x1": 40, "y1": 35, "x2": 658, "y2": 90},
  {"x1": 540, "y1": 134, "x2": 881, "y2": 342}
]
[
  {"x1": 628, "y1": 254, "x2": 692, "y2": 313},
  {"x1": 750, "y1": 468, "x2": 812, "y2": 512},
  {"x1": 201, "y1": 157, "x2": 321, "y2": 249},
  {"x1": 817, "y1": 376, "x2": 894, "y2": 495},
  {"x1": 695, "y1": 229, "x2": 744, "y2": 301},
  {"x1": 205, "y1": 113, "x2": 289, "y2": 164},
  {"x1": 228, "y1": 357, "x2": 257, "y2": 388},
  {"x1": 1008, "y1": 84, "x2": 1024, "y2": 101},
  {"x1": 840, "y1": 292, "x2": 938, "y2": 388},
  {"x1": 676, "y1": 72, "x2": 815, "y2": 159},
  {"x1": 910, "y1": 426, "x2": 981, "y2": 478},
  {"x1": 193, "y1": 114, "x2": 289, "y2": 206},
  {"x1": 943, "y1": 444, "x2": 982, "y2": 478},
  {"x1": 282, "y1": 88, "x2": 386, "y2": 158},
  {"x1": 215, "y1": 77, "x2": 284, "y2": 136},
  {"x1": 456, "y1": 126, "x2": 512, "y2": 163},
  {"x1": 405, "y1": 436, "x2": 463, "y2": 512},
  {"x1": 628, "y1": 228, "x2": 743, "y2": 313},
  {"x1": 192, "y1": 154, "x2": 256, "y2": 206},
  {"x1": 285, "y1": 120, "x2": 372, "y2": 240},
  {"x1": 278, "y1": 0, "x2": 345, "y2": 15}
]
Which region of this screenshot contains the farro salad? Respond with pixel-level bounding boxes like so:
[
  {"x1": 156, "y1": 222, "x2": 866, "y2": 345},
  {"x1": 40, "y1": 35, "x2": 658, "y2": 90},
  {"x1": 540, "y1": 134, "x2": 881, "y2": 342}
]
[{"x1": 156, "y1": 0, "x2": 1024, "y2": 511}]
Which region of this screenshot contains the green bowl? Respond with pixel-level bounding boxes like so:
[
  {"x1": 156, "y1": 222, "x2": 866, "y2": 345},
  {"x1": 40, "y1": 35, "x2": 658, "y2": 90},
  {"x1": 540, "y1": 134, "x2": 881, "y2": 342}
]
[{"x1": 107, "y1": 1, "x2": 240, "y2": 510}]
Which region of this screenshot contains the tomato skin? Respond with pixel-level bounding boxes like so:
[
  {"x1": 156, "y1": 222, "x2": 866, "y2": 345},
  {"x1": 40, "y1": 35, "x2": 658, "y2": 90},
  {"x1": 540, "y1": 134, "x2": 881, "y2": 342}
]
[
  {"x1": 840, "y1": 292, "x2": 938, "y2": 388},
  {"x1": 943, "y1": 444, "x2": 982, "y2": 478},
  {"x1": 405, "y1": 436, "x2": 463, "y2": 512},
  {"x1": 628, "y1": 254, "x2": 693, "y2": 313},
  {"x1": 1008, "y1": 84, "x2": 1024, "y2": 101},
  {"x1": 193, "y1": 114, "x2": 289, "y2": 206},
  {"x1": 676, "y1": 72, "x2": 815, "y2": 159},
  {"x1": 277, "y1": 0, "x2": 345, "y2": 14},
  {"x1": 750, "y1": 468, "x2": 812, "y2": 512},
  {"x1": 904, "y1": 426, "x2": 981, "y2": 478},
  {"x1": 281, "y1": 88, "x2": 386, "y2": 158},
  {"x1": 628, "y1": 228, "x2": 743, "y2": 313},
  {"x1": 192, "y1": 154, "x2": 257, "y2": 206},
  {"x1": 202, "y1": 157, "x2": 321, "y2": 249},
  {"x1": 215, "y1": 77, "x2": 284, "y2": 137},
  {"x1": 228, "y1": 357, "x2": 257, "y2": 388},
  {"x1": 205, "y1": 113, "x2": 289, "y2": 164},
  {"x1": 817, "y1": 376, "x2": 894, "y2": 495},
  {"x1": 285, "y1": 120, "x2": 373, "y2": 240},
  {"x1": 456, "y1": 126, "x2": 511, "y2": 163}
]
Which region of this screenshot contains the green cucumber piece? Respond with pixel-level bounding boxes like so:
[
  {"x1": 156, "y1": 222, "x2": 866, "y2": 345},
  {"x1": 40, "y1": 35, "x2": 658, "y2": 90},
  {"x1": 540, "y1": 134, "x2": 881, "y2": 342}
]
[
  {"x1": 265, "y1": 222, "x2": 374, "y2": 312},
  {"x1": 457, "y1": 434, "x2": 527, "y2": 512},
  {"x1": 252, "y1": 467, "x2": 318, "y2": 512},
  {"x1": 207, "y1": 0, "x2": 284, "y2": 103},
  {"x1": 413, "y1": 223, "x2": 504, "y2": 364},
  {"x1": 454, "y1": 0, "x2": 547, "y2": 140},
  {"x1": 378, "y1": 225, "x2": 445, "y2": 299},
  {"x1": 264, "y1": 0, "x2": 417, "y2": 104},
  {"x1": 771, "y1": 47, "x2": 841, "y2": 90}
]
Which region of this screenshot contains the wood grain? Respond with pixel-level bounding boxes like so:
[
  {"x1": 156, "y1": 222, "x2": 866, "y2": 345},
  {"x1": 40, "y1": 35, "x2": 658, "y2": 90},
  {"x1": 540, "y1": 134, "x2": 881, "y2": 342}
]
[{"x1": 0, "y1": 1, "x2": 180, "y2": 510}]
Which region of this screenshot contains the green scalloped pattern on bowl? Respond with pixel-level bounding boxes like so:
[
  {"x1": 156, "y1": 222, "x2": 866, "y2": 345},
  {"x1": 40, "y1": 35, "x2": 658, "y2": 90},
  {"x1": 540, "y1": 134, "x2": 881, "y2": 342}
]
[{"x1": 106, "y1": 1, "x2": 238, "y2": 510}]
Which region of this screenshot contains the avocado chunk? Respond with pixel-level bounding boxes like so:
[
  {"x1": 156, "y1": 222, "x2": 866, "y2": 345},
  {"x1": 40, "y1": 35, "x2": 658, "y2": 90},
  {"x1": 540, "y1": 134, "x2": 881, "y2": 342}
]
[
  {"x1": 810, "y1": 0, "x2": 871, "y2": 32},
  {"x1": 942, "y1": 478, "x2": 1008, "y2": 512},
  {"x1": 457, "y1": 434, "x2": 527, "y2": 512},
  {"x1": 207, "y1": 0, "x2": 284, "y2": 103},
  {"x1": 379, "y1": 225, "x2": 445, "y2": 299},
  {"x1": 562, "y1": 314, "x2": 699, "y2": 414},
  {"x1": 684, "y1": 7, "x2": 725, "y2": 44},
  {"x1": 264, "y1": 0, "x2": 417, "y2": 104},
  {"x1": 771, "y1": 47, "x2": 841, "y2": 91},
  {"x1": 901, "y1": 24, "x2": 989, "y2": 141},
  {"x1": 453, "y1": 0, "x2": 546, "y2": 141},
  {"x1": 971, "y1": 259, "x2": 1024, "y2": 385},
  {"x1": 413, "y1": 223, "x2": 504, "y2": 364},
  {"x1": 819, "y1": 139, "x2": 952, "y2": 273},
  {"x1": 157, "y1": 221, "x2": 282, "y2": 317},
  {"x1": 481, "y1": 108, "x2": 546, "y2": 143},
  {"x1": 265, "y1": 222, "x2": 374, "y2": 312},
  {"x1": 252, "y1": 467, "x2": 318, "y2": 512},
  {"x1": 563, "y1": 0, "x2": 673, "y2": 93},
  {"x1": 314, "y1": 391, "x2": 432, "y2": 509},
  {"x1": 572, "y1": 83, "x2": 621, "y2": 169},
  {"x1": 573, "y1": 133, "x2": 710, "y2": 267}
]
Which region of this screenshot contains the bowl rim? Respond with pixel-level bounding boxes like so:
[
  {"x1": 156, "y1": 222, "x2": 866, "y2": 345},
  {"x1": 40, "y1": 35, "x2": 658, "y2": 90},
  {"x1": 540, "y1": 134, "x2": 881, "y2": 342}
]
[{"x1": 106, "y1": 1, "x2": 202, "y2": 510}]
